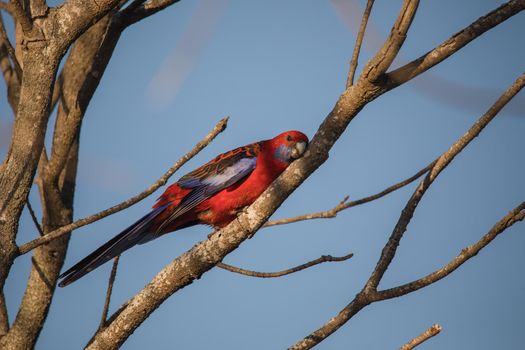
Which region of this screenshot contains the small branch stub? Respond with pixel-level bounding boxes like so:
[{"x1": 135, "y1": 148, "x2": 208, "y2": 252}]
[{"x1": 399, "y1": 324, "x2": 442, "y2": 350}]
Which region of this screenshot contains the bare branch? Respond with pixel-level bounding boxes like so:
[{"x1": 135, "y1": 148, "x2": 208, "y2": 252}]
[
  {"x1": 3, "y1": 0, "x2": 33, "y2": 33},
  {"x1": 0, "y1": 12, "x2": 21, "y2": 79},
  {"x1": 377, "y1": 202, "x2": 525, "y2": 300},
  {"x1": 17, "y1": 117, "x2": 229, "y2": 255},
  {"x1": 399, "y1": 324, "x2": 442, "y2": 350},
  {"x1": 118, "y1": 0, "x2": 181, "y2": 27},
  {"x1": 265, "y1": 161, "x2": 434, "y2": 227},
  {"x1": 347, "y1": 0, "x2": 374, "y2": 87},
  {"x1": 99, "y1": 256, "x2": 120, "y2": 330},
  {"x1": 360, "y1": 0, "x2": 419, "y2": 83},
  {"x1": 365, "y1": 71, "x2": 525, "y2": 292},
  {"x1": 287, "y1": 72, "x2": 525, "y2": 350},
  {"x1": 0, "y1": 12, "x2": 21, "y2": 111},
  {"x1": 386, "y1": 0, "x2": 525, "y2": 89},
  {"x1": 26, "y1": 200, "x2": 44, "y2": 236},
  {"x1": 0, "y1": 291, "x2": 7, "y2": 336},
  {"x1": 217, "y1": 253, "x2": 353, "y2": 278},
  {"x1": 85, "y1": 3, "x2": 525, "y2": 348}
]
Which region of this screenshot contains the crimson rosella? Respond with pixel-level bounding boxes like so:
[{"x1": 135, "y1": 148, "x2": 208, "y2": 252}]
[{"x1": 58, "y1": 130, "x2": 308, "y2": 287}]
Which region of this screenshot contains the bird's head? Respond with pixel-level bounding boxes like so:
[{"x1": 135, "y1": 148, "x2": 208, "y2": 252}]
[{"x1": 270, "y1": 130, "x2": 309, "y2": 164}]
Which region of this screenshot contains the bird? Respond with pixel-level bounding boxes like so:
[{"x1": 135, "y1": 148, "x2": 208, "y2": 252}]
[{"x1": 58, "y1": 130, "x2": 308, "y2": 287}]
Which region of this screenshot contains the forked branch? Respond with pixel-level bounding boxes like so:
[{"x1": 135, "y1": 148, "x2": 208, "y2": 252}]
[{"x1": 288, "y1": 71, "x2": 525, "y2": 350}]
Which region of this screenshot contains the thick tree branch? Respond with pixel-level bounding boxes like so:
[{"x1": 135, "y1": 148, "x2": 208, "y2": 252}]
[
  {"x1": 217, "y1": 253, "x2": 353, "y2": 278},
  {"x1": 265, "y1": 160, "x2": 434, "y2": 227},
  {"x1": 18, "y1": 117, "x2": 228, "y2": 255},
  {"x1": 347, "y1": 0, "x2": 374, "y2": 87},
  {"x1": 399, "y1": 324, "x2": 442, "y2": 350},
  {"x1": 365, "y1": 71, "x2": 525, "y2": 292}
]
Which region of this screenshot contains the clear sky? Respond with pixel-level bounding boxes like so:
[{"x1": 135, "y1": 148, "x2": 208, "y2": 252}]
[{"x1": 1, "y1": 1, "x2": 524, "y2": 349}]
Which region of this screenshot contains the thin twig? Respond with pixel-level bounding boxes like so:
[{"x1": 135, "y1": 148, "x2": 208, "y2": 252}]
[
  {"x1": 347, "y1": 0, "x2": 374, "y2": 87},
  {"x1": 17, "y1": 117, "x2": 229, "y2": 255},
  {"x1": 399, "y1": 324, "x2": 442, "y2": 350},
  {"x1": 217, "y1": 253, "x2": 353, "y2": 278},
  {"x1": 26, "y1": 200, "x2": 44, "y2": 236},
  {"x1": 265, "y1": 160, "x2": 434, "y2": 227},
  {"x1": 99, "y1": 256, "x2": 120, "y2": 330}
]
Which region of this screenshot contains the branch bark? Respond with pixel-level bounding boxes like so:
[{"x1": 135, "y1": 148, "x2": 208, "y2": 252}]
[
  {"x1": 100, "y1": 256, "x2": 120, "y2": 330},
  {"x1": 265, "y1": 160, "x2": 434, "y2": 227},
  {"x1": 399, "y1": 324, "x2": 442, "y2": 350},
  {"x1": 377, "y1": 202, "x2": 525, "y2": 300},
  {"x1": 217, "y1": 253, "x2": 353, "y2": 278},
  {"x1": 347, "y1": 0, "x2": 374, "y2": 87}
]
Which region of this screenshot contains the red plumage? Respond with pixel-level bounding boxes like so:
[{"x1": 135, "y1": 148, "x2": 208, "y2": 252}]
[{"x1": 59, "y1": 130, "x2": 308, "y2": 287}]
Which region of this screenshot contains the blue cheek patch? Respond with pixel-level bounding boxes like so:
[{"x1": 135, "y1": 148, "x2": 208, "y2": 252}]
[{"x1": 274, "y1": 145, "x2": 291, "y2": 163}]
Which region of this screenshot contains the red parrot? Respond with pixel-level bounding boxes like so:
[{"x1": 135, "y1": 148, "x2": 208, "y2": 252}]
[{"x1": 58, "y1": 130, "x2": 308, "y2": 287}]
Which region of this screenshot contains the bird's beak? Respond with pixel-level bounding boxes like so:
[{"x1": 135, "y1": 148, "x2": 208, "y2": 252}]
[{"x1": 291, "y1": 141, "x2": 307, "y2": 159}]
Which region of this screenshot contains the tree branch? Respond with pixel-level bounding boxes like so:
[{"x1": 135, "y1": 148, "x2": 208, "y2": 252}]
[
  {"x1": 265, "y1": 160, "x2": 434, "y2": 227},
  {"x1": 26, "y1": 200, "x2": 44, "y2": 236},
  {"x1": 0, "y1": 12, "x2": 21, "y2": 112},
  {"x1": 377, "y1": 202, "x2": 525, "y2": 300},
  {"x1": 5, "y1": 0, "x2": 33, "y2": 34},
  {"x1": 99, "y1": 256, "x2": 120, "y2": 330},
  {"x1": 287, "y1": 72, "x2": 525, "y2": 350},
  {"x1": 0, "y1": 12, "x2": 21, "y2": 79},
  {"x1": 364, "y1": 71, "x2": 525, "y2": 292},
  {"x1": 399, "y1": 324, "x2": 442, "y2": 350},
  {"x1": 217, "y1": 253, "x2": 353, "y2": 278},
  {"x1": 360, "y1": 0, "x2": 419, "y2": 83},
  {"x1": 17, "y1": 117, "x2": 229, "y2": 255},
  {"x1": 118, "y1": 0, "x2": 181, "y2": 28},
  {"x1": 347, "y1": 0, "x2": 374, "y2": 87},
  {"x1": 386, "y1": 0, "x2": 525, "y2": 89},
  {"x1": 0, "y1": 291, "x2": 8, "y2": 336},
  {"x1": 85, "y1": 3, "x2": 525, "y2": 348}
]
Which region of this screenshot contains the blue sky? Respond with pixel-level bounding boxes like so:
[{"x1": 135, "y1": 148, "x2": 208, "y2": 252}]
[{"x1": 1, "y1": 1, "x2": 524, "y2": 349}]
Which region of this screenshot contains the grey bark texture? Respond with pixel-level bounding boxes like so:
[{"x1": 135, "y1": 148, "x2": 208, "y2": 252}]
[{"x1": 0, "y1": 1, "x2": 523, "y2": 349}]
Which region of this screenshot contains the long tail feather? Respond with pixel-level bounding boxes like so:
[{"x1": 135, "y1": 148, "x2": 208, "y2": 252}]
[{"x1": 58, "y1": 204, "x2": 169, "y2": 287}]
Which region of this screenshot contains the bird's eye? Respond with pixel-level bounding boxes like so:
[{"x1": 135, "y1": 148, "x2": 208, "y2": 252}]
[{"x1": 286, "y1": 135, "x2": 293, "y2": 142}]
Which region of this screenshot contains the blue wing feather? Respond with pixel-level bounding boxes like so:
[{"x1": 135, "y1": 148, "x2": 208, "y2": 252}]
[{"x1": 155, "y1": 155, "x2": 257, "y2": 233}]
